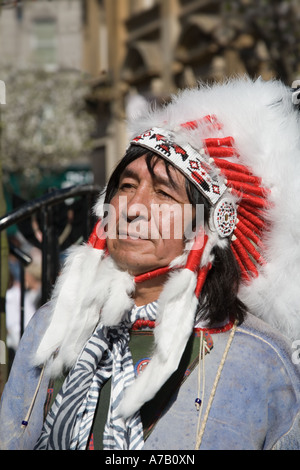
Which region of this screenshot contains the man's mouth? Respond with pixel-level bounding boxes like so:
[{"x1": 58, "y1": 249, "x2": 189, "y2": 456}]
[{"x1": 118, "y1": 232, "x2": 149, "y2": 240}]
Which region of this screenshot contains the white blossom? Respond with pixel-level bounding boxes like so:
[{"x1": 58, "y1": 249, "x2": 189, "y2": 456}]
[{"x1": 0, "y1": 67, "x2": 96, "y2": 173}]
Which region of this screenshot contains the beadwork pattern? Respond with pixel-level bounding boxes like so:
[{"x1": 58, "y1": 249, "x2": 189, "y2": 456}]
[
  {"x1": 213, "y1": 198, "x2": 237, "y2": 238},
  {"x1": 131, "y1": 127, "x2": 227, "y2": 205}
]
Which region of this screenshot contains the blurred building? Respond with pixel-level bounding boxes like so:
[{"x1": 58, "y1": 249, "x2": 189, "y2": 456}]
[
  {"x1": 0, "y1": 0, "x2": 82, "y2": 71},
  {"x1": 1, "y1": 0, "x2": 299, "y2": 186},
  {"x1": 84, "y1": 0, "x2": 290, "y2": 184}
]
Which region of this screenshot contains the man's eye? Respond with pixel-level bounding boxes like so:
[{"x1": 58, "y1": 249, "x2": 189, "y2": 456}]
[
  {"x1": 119, "y1": 183, "x2": 134, "y2": 190},
  {"x1": 157, "y1": 190, "x2": 173, "y2": 200}
]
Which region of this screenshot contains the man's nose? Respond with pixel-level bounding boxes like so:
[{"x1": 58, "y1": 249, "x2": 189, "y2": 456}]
[{"x1": 123, "y1": 187, "x2": 151, "y2": 222}]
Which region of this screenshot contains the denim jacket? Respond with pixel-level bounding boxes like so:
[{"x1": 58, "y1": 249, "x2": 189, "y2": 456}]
[{"x1": 0, "y1": 303, "x2": 299, "y2": 450}]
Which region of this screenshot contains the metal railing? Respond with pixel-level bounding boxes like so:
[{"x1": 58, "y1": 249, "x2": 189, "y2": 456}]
[{"x1": 0, "y1": 184, "x2": 101, "y2": 339}]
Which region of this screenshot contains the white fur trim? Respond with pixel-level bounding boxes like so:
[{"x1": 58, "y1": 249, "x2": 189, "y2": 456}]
[
  {"x1": 34, "y1": 245, "x2": 104, "y2": 371},
  {"x1": 34, "y1": 245, "x2": 135, "y2": 376},
  {"x1": 100, "y1": 268, "x2": 135, "y2": 326},
  {"x1": 119, "y1": 268, "x2": 198, "y2": 419}
]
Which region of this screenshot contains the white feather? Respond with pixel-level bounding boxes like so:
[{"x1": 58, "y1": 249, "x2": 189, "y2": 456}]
[
  {"x1": 128, "y1": 76, "x2": 300, "y2": 340},
  {"x1": 34, "y1": 245, "x2": 135, "y2": 376},
  {"x1": 34, "y1": 245, "x2": 104, "y2": 369},
  {"x1": 119, "y1": 268, "x2": 198, "y2": 419}
]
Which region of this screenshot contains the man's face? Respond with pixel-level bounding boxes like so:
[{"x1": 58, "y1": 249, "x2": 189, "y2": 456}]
[{"x1": 106, "y1": 154, "x2": 195, "y2": 275}]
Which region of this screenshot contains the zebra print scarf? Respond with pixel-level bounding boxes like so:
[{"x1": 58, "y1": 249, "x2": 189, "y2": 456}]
[{"x1": 34, "y1": 303, "x2": 157, "y2": 450}]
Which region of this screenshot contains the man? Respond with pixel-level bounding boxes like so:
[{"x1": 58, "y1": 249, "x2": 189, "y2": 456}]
[{"x1": 0, "y1": 77, "x2": 300, "y2": 450}]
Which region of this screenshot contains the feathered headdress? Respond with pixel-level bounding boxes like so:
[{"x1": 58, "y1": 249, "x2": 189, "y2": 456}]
[
  {"x1": 35, "y1": 77, "x2": 300, "y2": 419},
  {"x1": 124, "y1": 76, "x2": 300, "y2": 339}
]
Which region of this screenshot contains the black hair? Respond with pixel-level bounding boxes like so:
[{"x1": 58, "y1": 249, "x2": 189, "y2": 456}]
[
  {"x1": 184, "y1": 176, "x2": 247, "y2": 327},
  {"x1": 104, "y1": 145, "x2": 247, "y2": 326}
]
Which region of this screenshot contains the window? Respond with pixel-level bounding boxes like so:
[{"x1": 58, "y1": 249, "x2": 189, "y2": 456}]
[{"x1": 32, "y1": 19, "x2": 57, "y2": 69}]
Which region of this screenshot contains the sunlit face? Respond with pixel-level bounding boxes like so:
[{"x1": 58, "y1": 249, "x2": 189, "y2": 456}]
[{"x1": 106, "y1": 155, "x2": 195, "y2": 276}]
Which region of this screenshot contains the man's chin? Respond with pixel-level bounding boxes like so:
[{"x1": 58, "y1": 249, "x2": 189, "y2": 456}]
[{"x1": 107, "y1": 242, "x2": 154, "y2": 272}]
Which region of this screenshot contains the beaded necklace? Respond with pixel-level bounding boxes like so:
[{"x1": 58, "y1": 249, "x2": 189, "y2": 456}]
[
  {"x1": 131, "y1": 316, "x2": 238, "y2": 449},
  {"x1": 194, "y1": 319, "x2": 238, "y2": 449}
]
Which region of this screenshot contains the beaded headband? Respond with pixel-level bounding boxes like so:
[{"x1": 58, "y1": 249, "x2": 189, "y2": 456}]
[{"x1": 130, "y1": 126, "x2": 227, "y2": 205}]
